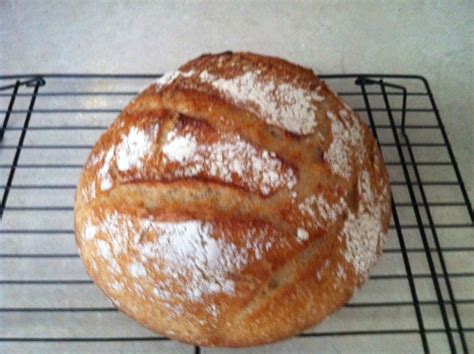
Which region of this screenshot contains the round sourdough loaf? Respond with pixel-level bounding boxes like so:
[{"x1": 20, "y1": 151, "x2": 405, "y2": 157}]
[{"x1": 75, "y1": 52, "x2": 391, "y2": 347}]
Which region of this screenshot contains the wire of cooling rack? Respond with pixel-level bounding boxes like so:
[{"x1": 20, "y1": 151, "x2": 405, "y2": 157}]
[
  {"x1": 357, "y1": 77, "x2": 429, "y2": 352},
  {"x1": 0, "y1": 74, "x2": 472, "y2": 353}
]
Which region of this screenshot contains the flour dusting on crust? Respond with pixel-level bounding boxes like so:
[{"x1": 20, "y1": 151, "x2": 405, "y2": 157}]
[
  {"x1": 116, "y1": 126, "x2": 158, "y2": 172},
  {"x1": 324, "y1": 110, "x2": 364, "y2": 179},
  {"x1": 85, "y1": 123, "x2": 160, "y2": 201},
  {"x1": 161, "y1": 131, "x2": 198, "y2": 164},
  {"x1": 154, "y1": 70, "x2": 195, "y2": 89},
  {"x1": 80, "y1": 214, "x2": 280, "y2": 309},
  {"x1": 84, "y1": 220, "x2": 98, "y2": 240},
  {"x1": 296, "y1": 227, "x2": 309, "y2": 242},
  {"x1": 98, "y1": 148, "x2": 114, "y2": 191},
  {"x1": 197, "y1": 70, "x2": 324, "y2": 135},
  {"x1": 161, "y1": 128, "x2": 297, "y2": 195},
  {"x1": 298, "y1": 194, "x2": 347, "y2": 228},
  {"x1": 340, "y1": 169, "x2": 388, "y2": 279}
]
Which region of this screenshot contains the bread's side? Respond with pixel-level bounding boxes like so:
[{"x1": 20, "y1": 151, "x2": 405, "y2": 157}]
[
  {"x1": 76, "y1": 186, "x2": 357, "y2": 346},
  {"x1": 75, "y1": 52, "x2": 391, "y2": 347}
]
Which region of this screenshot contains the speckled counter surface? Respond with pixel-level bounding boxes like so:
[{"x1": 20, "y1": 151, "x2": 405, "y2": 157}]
[{"x1": 0, "y1": 1, "x2": 472, "y2": 353}]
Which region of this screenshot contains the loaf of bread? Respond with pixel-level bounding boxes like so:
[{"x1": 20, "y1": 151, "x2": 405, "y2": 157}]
[{"x1": 75, "y1": 52, "x2": 391, "y2": 347}]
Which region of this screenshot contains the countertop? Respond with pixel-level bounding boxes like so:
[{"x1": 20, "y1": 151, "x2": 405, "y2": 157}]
[{"x1": 0, "y1": 1, "x2": 472, "y2": 353}]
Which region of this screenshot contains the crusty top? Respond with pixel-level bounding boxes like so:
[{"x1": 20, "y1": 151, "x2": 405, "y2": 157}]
[{"x1": 75, "y1": 52, "x2": 391, "y2": 347}]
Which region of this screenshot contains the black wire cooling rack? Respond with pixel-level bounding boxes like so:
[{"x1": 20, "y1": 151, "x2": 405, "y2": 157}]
[{"x1": 0, "y1": 74, "x2": 472, "y2": 354}]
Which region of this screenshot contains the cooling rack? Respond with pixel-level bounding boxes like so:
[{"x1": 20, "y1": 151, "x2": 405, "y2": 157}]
[{"x1": 0, "y1": 73, "x2": 472, "y2": 354}]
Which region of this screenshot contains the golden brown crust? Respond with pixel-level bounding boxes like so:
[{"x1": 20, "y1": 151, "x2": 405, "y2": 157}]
[{"x1": 75, "y1": 52, "x2": 391, "y2": 347}]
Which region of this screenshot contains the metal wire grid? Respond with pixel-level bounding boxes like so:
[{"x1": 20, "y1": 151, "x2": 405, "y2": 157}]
[{"x1": 0, "y1": 74, "x2": 472, "y2": 354}]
